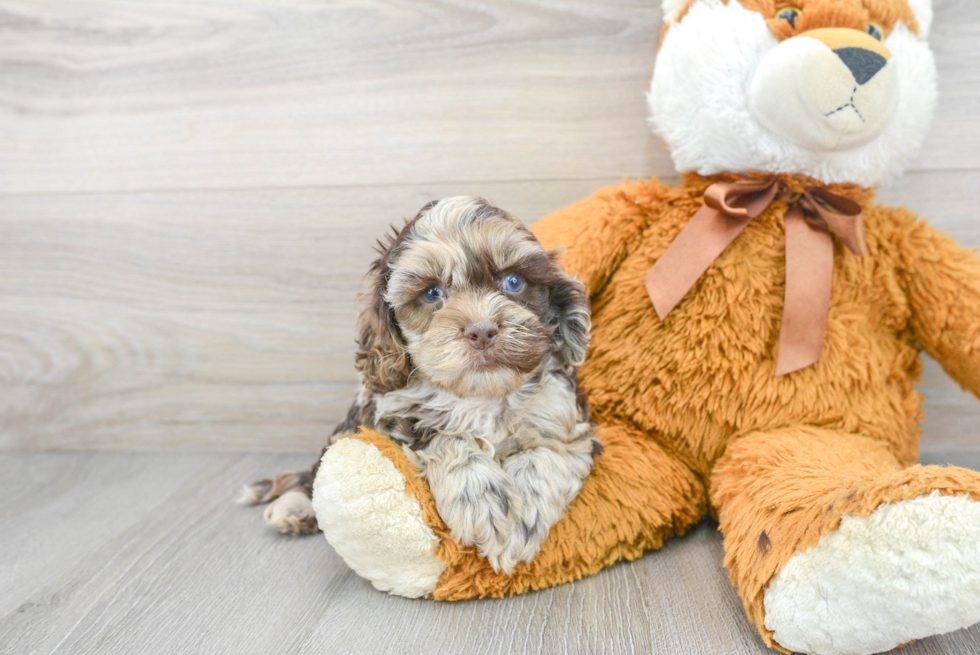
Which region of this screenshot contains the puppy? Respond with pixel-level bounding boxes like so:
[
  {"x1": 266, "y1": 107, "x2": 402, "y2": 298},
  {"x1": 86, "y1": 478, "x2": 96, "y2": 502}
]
[{"x1": 243, "y1": 196, "x2": 599, "y2": 573}]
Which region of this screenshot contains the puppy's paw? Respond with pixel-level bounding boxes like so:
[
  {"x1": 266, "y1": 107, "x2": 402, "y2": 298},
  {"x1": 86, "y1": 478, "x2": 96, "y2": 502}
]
[
  {"x1": 239, "y1": 470, "x2": 309, "y2": 505},
  {"x1": 490, "y1": 516, "x2": 549, "y2": 573},
  {"x1": 480, "y1": 531, "x2": 521, "y2": 575},
  {"x1": 478, "y1": 494, "x2": 537, "y2": 574},
  {"x1": 485, "y1": 540, "x2": 528, "y2": 575},
  {"x1": 446, "y1": 480, "x2": 522, "y2": 573},
  {"x1": 263, "y1": 489, "x2": 319, "y2": 535}
]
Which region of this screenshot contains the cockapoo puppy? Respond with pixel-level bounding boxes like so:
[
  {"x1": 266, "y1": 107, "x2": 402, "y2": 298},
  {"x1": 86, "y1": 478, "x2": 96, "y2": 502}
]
[{"x1": 243, "y1": 196, "x2": 600, "y2": 572}]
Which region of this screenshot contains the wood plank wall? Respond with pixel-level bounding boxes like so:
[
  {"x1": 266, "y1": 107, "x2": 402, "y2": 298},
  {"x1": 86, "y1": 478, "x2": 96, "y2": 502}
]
[{"x1": 1, "y1": 0, "x2": 978, "y2": 451}]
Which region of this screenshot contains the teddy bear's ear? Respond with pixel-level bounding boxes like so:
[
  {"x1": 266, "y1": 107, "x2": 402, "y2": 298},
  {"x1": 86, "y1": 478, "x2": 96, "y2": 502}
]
[
  {"x1": 906, "y1": 0, "x2": 933, "y2": 38},
  {"x1": 660, "y1": 0, "x2": 688, "y2": 25}
]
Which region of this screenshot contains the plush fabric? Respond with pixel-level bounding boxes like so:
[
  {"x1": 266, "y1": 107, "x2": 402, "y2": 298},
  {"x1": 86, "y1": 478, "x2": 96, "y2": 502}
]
[
  {"x1": 330, "y1": 419, "x2": 705, "y2": 600},
  {"x1": 763, "y1": 493, "x2": 980, "y2": 654},
  {"x1": 649, "y1": 0, "x2": 936, "y2": 186},
  {"x1": 317, "y1": 173, "x2": 980, "y2": 651},
  {"x1": 314, "y1": 1, "x2": 980, "y2": 652},
  {"x1": 312, "y1": 436, "x2": 445, "y2": 597}
]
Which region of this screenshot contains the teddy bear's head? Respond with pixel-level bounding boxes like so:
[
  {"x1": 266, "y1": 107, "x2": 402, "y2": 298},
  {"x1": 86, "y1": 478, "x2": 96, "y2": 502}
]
[{"x1": 648, "y1": 0, "x2": 936, "y2": 187}]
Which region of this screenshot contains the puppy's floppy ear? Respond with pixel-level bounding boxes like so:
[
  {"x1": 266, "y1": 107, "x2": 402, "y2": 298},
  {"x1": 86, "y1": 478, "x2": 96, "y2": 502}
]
[
  {"x1": 548, "y1": 250, "x2": 591, "y2": 369},
  {"x1": 354, "y1": 237, "x2": 412, "y2": 394}
]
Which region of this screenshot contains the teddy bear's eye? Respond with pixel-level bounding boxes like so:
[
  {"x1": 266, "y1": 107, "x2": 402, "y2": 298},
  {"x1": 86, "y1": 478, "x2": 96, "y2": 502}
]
[
  {"x1": 867, "y1": 23, "x2": 884, "y2": 41},
  {"x1": 775, "y1": 7, "x2": 801, "y2": 28}
]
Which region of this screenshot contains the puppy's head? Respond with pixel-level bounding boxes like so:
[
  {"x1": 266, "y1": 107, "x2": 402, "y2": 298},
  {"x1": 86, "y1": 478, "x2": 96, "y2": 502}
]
[{"x1": 355, "y1": 197, "x2": 590, "y2": 398}]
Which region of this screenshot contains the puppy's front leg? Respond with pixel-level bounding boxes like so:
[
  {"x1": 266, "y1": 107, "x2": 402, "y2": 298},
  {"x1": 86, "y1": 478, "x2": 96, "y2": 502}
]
[
  {"x1": 415, "y1": 435, "x2": 521, "y2": 573},
  {"x1": 499, "y1": 433, "x2": 598, "y2": 569}
]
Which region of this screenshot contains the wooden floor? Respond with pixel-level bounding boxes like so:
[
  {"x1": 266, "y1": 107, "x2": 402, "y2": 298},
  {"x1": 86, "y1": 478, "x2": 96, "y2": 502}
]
[
  {"x1": 3, "y1": 1, "x2": 980, "y2": 653},
  {"x1": 2, "y1": 450, "x2": 979, "y2": 655},
  {"x1": 2, "y1": 0, "x2": 979, "y2": 451}
]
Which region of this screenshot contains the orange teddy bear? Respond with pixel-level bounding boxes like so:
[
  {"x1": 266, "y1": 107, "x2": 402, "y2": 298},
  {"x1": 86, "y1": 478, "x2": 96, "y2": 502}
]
[{"x1": 313, "y1": 1, "x2": 980, "y2": 653}]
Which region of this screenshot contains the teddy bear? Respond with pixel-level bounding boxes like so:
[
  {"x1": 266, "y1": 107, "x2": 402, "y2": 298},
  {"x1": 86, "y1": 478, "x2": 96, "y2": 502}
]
[{"x1": 312, "y1": 0, "x2": 980, "y2": 653}]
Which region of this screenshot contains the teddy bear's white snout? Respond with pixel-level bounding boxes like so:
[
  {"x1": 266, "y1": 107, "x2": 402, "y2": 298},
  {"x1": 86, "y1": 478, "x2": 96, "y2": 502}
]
[{"x1": 749, "y1": 29, "x2": 898, "y2": 153}]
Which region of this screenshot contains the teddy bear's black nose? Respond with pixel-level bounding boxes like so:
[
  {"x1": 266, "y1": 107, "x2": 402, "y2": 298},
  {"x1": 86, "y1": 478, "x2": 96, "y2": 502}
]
[{"x1": 834, "y1": 47, "x2": 887, "y2": 85}]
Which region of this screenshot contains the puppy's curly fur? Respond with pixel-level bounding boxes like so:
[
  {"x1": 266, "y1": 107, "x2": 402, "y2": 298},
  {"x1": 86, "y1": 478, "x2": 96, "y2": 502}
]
[{"x1": 244, "y1": 197, "x2": 599, "y2": 572}]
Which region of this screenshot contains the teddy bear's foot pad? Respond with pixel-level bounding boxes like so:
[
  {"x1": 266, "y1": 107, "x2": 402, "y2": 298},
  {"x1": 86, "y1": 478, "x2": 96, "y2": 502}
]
[
  {"x1": 763, "y1": 493, "x2": 980, "y2": 655},
  {"x1": 312, "y1": 438, "x2": 446, "y2": 598}
]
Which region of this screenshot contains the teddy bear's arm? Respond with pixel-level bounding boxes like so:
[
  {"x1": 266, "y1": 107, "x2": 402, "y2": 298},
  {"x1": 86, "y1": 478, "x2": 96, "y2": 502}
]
[
  {"x1": 898, "y1": 213, "x2": 980, "y2": 397},
  {"x1": 532, "y1": 184, "x2": 663, "y2": 297}
]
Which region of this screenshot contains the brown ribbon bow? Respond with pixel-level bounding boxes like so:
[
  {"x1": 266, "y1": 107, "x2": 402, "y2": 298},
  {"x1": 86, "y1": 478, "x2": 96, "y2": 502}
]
[{"x1": 644, "y1": 179, "x2": 867, "y2": 376}]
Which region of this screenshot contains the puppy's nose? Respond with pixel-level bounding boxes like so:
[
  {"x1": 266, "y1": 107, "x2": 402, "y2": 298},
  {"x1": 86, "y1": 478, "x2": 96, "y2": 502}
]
[
  {"x1": 463, "y1": 321, "x2": 498, "y2": 350},
  {"x1": 834, "y1": 47, "x2": 887, "y2": 85}
]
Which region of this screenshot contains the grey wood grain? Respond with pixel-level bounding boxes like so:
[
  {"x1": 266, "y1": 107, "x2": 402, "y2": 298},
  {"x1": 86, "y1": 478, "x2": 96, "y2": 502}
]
[
  {"x1": 2, "y1": 452, "x2": 979, "y2": 655},
  {"x1": 0, "y1": 0, "x2": 978, "y2": 197},
  {"x1": 0, "y1": 0, "x2": 667, "y2": 195},
  {"x1": 0, "y1": 451, "x2": 258, "y2": 617},
  {"x1": 2, "y1": 171, "x2": 979, "y2": 451},
  {"x1": 0, "y1": 178, "x2": 615, "y2": 450}
]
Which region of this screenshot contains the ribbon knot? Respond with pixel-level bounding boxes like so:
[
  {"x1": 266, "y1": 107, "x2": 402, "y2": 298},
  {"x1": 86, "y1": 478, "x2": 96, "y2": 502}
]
[{"x1": 644, "y1": 179, "x2": 866, "y2": 376}]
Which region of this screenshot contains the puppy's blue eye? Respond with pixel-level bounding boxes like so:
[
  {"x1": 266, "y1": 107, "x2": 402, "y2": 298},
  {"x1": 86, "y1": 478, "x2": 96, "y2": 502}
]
[
  {"x1": 422, "y1": 286, "x2": 444, "y2": 304},
  {"x1": 867, "y1": 23, "x2": 883, "y2": 41},
  {"x1": 502, "y1": 274, "x2": 524, "y2": 293}
]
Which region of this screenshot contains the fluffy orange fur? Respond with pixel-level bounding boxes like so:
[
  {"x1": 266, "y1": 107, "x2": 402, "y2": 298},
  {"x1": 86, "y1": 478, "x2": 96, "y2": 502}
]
[
  {"x1": 341, "y1": 173, "x2": 980, "y2": 652},
  {"x1": 668, "y1": 0, "x2": 919, "y2": 37}
]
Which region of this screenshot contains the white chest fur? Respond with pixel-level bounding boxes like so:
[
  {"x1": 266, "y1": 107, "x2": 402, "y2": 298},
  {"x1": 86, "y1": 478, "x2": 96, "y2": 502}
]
[{"x1": 372, "y1": 358, "x2": 588, "y2": 456}]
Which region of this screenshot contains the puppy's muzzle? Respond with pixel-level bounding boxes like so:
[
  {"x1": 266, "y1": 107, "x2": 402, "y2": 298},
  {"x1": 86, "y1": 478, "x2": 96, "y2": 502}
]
[{"x1": 463, "y1": 321, "x2": 499, "y2": 351}]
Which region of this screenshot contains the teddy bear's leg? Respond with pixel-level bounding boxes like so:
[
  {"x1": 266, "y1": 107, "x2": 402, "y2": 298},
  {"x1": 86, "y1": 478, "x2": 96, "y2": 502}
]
[
  {"x1": 312, "y1": 431, "x2": 447, "y2": 598},
  {"x1": 314, "y1": 422, "x2": 707, "y2": 600},
  {"x1": 710, "y1": 426, "x2": 980, "y2": 655},
  {"x1": 433, "y1": 419, "x2": 707, "y2": 599}
]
